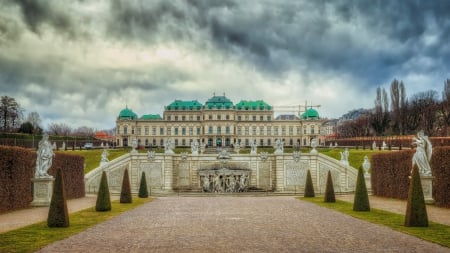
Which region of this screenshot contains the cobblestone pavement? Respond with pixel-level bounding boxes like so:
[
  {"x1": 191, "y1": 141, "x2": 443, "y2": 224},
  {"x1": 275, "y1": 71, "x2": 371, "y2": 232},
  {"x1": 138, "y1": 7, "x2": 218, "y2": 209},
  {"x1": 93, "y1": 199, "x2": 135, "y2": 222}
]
[{"x1": 37, "y1": 196, "x2": 449, "y2": 253}]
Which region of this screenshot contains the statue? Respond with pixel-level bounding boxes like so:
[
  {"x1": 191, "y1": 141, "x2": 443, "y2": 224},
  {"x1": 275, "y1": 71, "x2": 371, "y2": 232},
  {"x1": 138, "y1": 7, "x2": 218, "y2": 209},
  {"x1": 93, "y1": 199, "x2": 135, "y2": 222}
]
[
  {"x1": 250, "y1": 139, "x2": 257, "y2": 155},
  {"x1": 213, "y1": 173, "x2": 223, "y2": 192},
  {"x1": 239, "y1": 174, "x2": 248, "y2": 192},
  {"x1": 372, "y1": 141, "x2": 377, "y2": 150},
  {"x1": 202, "y1": 176, "x2": 210, "y2": 192},
  {"x1": 35, "y1": 133, "x2": 55, "y2": 178},
  {"x1": 52, "y1": 142, "x2": 57, "y2": 150},
  {"x1": 233, "y1": 141, "x2": 241, "y2": 153},
  {"x1": 310, "y1": 138, "x2": 318, "y2": 154},
  {"x1": 412, "y1": 130, "x2": 432, "y2": 176},
  {"x1": 61, "y1": 141, "x2": 66, "y2": 151},
  {"x1": 100, "y1": 148, "x2": 109, "y2": 166},
  {"x1": 164, "y1": 138, "x2": 174, "y2": 155},
  {"x1": 274, "y1": 139, "x2": 284, "y2": 154},
  {"x1": 382, "y1": 141, "x2": 387, "y2": 150},
  {"x1": 362, "y1": 155, "x2": 370, "y2": 176},
  {"x1": 340, "y1": 147, "x2": 349, "y2": 166},
  {"x1": 131, "y1": 138, "x2": 138, "y2": 154},
  {"x1": 191, "y1": 140, "x2": 199, "y2": 155}
]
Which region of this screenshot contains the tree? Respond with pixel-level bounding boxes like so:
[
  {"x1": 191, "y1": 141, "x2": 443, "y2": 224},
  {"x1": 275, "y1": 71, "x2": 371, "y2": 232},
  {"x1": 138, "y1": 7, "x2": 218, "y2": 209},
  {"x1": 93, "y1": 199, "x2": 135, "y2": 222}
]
[
  {"x1": 18, "y1": 121, "x2": 34, "y2": 134},
  {"x1": 353, "y1": 166, "x2": 370, "y2": 211},
  {"x1": 47, "y1": 168, "x2": 70, "y2": 227},
  {"x1": 371, "y1": 87, "x2": 390, "y2": 135},
  {"x1": 304, "y1": 170, "x2": 315, "y2": 197},
  {"x1": 440, "y1": 79, "x2": 450, "y2": 136},
  {"x1": 324, "y1": 171, "x2": 336, "y2": 203},
  {"x1": 48, "y1": 122, "x2": 72, "y2": 136},
  {"x1": 96, "y1": 171, "x2": 111, "y2": 211},
  {"x1": 0, "y1": 96, "x2": 22, "y2": 132},
  {"x1": 406, "y1": 90, "x2": 438, "y2": 135},
  {"x1": 120, "y1": 168, "x2": 132, "y2": 203},
  {"x1": 138, "y1": 171, "x2": 149, "y2": 198},
  {"x1": 404, "y1": 165, "x2": 428, "y2": 227},
  {"x1": 390, "y1": 80, "x2": 407, "y2": 135}
]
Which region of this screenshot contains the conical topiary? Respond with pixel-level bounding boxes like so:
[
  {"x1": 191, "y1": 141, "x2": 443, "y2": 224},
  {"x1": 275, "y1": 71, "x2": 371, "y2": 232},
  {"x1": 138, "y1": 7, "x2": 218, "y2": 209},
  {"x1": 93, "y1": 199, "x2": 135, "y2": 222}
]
[
  {"x1": 120, "y1": 168, "x2": 132, "y2": 203},
  {"x1": 304, "y1": 170, "x2": 315, "y2": 197},
  {"x1": 138, "y1": 171, "x2": 149, "y2": 198},
  {"x1": 353, "y1": 166, "x2": 370, "y2": 211},
  {"x1": 47, "y1": 168, "x2": 69, "y2": 227},
  {"x1": 96, "y1": 171, "x2": 111, "y2": 211},
  {"x1": 404, "y1": 165, "x2": 428, "y2": 227},
  {"x1": 324, "y1": 171, "x2": 336, "y2": 203}
]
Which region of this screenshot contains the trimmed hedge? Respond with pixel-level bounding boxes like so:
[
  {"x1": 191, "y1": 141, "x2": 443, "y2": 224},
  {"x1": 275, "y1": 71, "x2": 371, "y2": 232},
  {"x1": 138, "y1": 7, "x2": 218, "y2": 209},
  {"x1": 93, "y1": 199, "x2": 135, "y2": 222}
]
[
  {"x1": 0, "y1": 146, "x2": 85, "y2": 213},
  {"x1": 47, "y1": 168, "x2": 70, "y2": 227},
  {"x1": 324, "y1": 171, "x2": 336, "y2": 203},
  {"x1": 371, "y1": 147, "x2": 450, "y2": 208},
  {"x1": 404, "y1": 165, "x2": 428, "y2": 227}
]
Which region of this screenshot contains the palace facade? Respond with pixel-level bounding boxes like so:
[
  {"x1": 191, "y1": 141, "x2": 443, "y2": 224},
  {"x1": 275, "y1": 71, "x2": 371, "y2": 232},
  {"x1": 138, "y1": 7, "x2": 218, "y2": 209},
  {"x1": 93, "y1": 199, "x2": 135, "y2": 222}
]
[{"x1": 115, "y1": 95, "x2": 325, "y2": 148}]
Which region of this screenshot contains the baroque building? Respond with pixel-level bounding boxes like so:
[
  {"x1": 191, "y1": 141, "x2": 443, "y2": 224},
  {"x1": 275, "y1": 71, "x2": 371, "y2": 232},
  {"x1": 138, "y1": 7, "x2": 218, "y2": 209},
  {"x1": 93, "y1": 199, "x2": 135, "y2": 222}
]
[{"x1": 115, "y1": 95, "x2": 324, "y2": 148}]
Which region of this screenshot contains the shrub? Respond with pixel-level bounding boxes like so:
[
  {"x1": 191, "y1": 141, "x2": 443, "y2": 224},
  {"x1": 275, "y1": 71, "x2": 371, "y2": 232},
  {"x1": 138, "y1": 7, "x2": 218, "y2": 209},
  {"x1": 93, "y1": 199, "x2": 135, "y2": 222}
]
[
  {"x1": 304, "y1": 170, "x2": 315, "y2": 197},
  {"x1": 405, "y1": 165, "x2": 428, "y2": 227},
  {"x1": 120, "y1": 168, "x2": 132, "y2": 203},
  {"x1": 353, "y1": 166, "x2": 370, "y2": 211},
  {"x1": 324, "y1": 171, "x2": 335, "y2": 203},
  {"x1": 138, "y1": 171, "x2": 149, "y2": 198},
  {"x1": 47, "y1": 168, "x2": 69, "y2": 227},
  {"x1": 96, "y1": 171, "x2": 111, "y2": 211}
]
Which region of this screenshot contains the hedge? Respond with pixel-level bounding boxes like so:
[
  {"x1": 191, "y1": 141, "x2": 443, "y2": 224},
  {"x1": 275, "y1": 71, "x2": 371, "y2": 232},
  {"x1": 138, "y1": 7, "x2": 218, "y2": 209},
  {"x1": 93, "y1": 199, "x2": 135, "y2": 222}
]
[
  {"x1": 327, "y1": 137, "x2": 450, "y2": 149},
  {"x1": 371, "y1": 147, "x2": 450, "y2": 208},
  {"x1": 0, "y1": 146, "x2": 85, "y2": 213}
]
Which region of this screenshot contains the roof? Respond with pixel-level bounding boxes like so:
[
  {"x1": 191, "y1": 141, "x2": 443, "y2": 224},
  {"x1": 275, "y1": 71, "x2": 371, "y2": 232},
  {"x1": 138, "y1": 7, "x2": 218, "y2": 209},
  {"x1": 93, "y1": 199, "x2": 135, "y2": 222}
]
[
  {"x1": 204, "y1": 95, "x2": 233, "y2": 109},
  {"x1": 235, "y1": 100, "x2": 272, "y2": 110},
  {"x1": 275, "y1": 114, "x2": 299, "y2": 120},
  {"x1": 301, "y1": 108, "x2": 320, "y2": 120},
  {"x1": 118, "y1": 107, "x2": 138, "y2": 119},
  {"x1": 140, "y1": 114, "x2": 162, "y2": 120},
  {"x1": 165, "y1": 100, "x2": 203, "y2": 110}
]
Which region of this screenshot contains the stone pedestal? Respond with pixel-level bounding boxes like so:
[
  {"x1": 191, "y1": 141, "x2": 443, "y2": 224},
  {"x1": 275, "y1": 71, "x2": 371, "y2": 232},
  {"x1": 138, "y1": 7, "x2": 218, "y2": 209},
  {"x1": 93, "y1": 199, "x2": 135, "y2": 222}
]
[
  {"x1": 31, "y1": 177, "x2": 55, "y2": 206},
  {"x1": 364, "y1": 175, "x2": 371, "y2": 193},
  {"x1": 420, "y1": 175, "x2": 435, "y2": 204}
]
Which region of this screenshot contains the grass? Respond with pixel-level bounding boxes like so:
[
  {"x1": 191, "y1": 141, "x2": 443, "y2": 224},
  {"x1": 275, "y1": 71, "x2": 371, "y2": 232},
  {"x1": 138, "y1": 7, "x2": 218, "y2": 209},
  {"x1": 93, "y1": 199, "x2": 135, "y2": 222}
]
[
  {"x1": 0, "y1": 197, "x2": 152, "y2": 253},
  {"x1": 300, "y1": 197, "x2": 450, "y2": 248},
  {"x1": 319, "y1": 148, "x2": 383, "y2": 169},
  {"x1": 59, "y1": 149, "x2": 128, "y2": 173}
]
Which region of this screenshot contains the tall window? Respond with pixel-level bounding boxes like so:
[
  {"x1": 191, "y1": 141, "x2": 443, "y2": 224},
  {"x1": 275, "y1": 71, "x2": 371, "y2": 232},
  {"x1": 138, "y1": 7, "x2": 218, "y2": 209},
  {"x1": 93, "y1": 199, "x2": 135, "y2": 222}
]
[
  {"x1": 260, "y1": 115, "x2": 264, "y2": 121},
  {"x1": 217, "y1": 115, "x2": 221, "y2": 120},
  {"x1": 175, "y1": 116, "x2": 178, "y2": 121},
  {"x1": 174, "y1": 127, "x2": 178, "y2": 135},
  {"x1": 238, "y1": 116, "x2": 242, "y2": 121},
  {"x1": 311, "y1": 126, "x2": 315, "y2": 134},
  {"x1": 297, "y1": 127, "x2": 301, "y2": 135},
  {"x1": 260, "y1": 126, "x2": 264, "y2": 135},
  {"x1": 137, "y1": 127, "x2": 141, "y2": 135},
  {"x1": 124, "y1": 126, "x2": 128, "y2": 135},
  {"x1": 267, "y1": 116, "x2": 271, "y2": 121},
  {"x1": 152, "y1": 127, "x2": 156, "y2": 135},
  {"x1": 182, "y1": 116, "x2": 186, "y2": 121},
  {"x1": 289, "y1": 126, "x2": 293, "y2": 136},
  {"x1": 245, "y1": 126, "x2": 249, "y2": 135},
  {"x1": 267, "y1": 126, "x2": 271, "y2": 136},
  {"x1": 208, "y1": 126, "x2": 213, "y2": 134},
  {"x1": 274, "y1": 126, "x2": 278, "y2": 136},
  {"x1": 145, "y1": 127, "x2": 149, "y2": 135},
  {"x1": 237, "y1": 126, "x2": 242, "y2": 135},
  {"x1": 282, "y1": 126, "x2": 286, "y2": 136},
  {"x1": 217, "y1": 126, "x2": 221, "y2": 134},
  {"x1": 226, "y1": 126, "x2": 230, "y2": 134},
  {"x1": 189, "y1": 127, "x2": 193, "y2": 135},
  {"x1": 182, "y1": 127, "x2": 186, "y2": 135},
  {"x1": 167, "y1": 127, "x2": 171, "y2": 136},
  {"x1": 226, "y1": 115, "x2": 230, "y2": 120},
  {"x1": 160, "y1": 127, "x2": 164, "y2": 135},
  {"x1": 252, "y1": 115, "x2": 256, "y2": 121},
  {"x1": 252, "y1": 126, "x2": 257, "y2": 135},
  {"x1": 197, "y1": 127, "x2": 201, "y2": 135}
]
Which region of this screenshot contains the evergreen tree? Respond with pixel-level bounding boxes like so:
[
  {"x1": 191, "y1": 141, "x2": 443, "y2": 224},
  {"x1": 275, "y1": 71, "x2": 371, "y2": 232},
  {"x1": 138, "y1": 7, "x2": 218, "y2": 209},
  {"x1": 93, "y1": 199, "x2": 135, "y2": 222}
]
[
  {"x1": 324, "y1": 171, "x2": 336, "y2": 203},
  {"x1": 404, "y1": 165, "x2": 428, "y2": 227},
  {"x1": 120, "y1": 168, "x2": 132, "y2": 203},
  {"x1": 96, "y1": 171, "x2": 111, "y2": 211},
  {"x1": 138, "y1": 171, "x2": 149, "y2": 198},
  {"x1": 304, "y1": 170, "x2": 315, "y2": 197},
  {"x1": 47, "y1": 168, "x2": 69, "y2": 227},
  {"x1": 353, "y1": 166, "x2": 370, "y2": 211}
]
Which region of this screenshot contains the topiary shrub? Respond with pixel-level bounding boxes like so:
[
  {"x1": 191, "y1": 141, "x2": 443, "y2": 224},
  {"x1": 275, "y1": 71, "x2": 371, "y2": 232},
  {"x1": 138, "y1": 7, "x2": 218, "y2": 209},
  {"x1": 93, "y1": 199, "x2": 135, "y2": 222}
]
[
  {"x1": 404, "y1": 165, "x2": 428, "y2": 227},
  {"x1": 304, "y1": 170, "x2": 315, "y2": 197},
  {"x1": 324, "y1": 171, "x2": 336, "y2": 203},
  {"x1": 47, "y1": 168, "x2": 69, "y2": 227},
  {"x1": 138, "y1": 171, "x2": 149, "y2": 198},
  {"x1": 353, "y1": 166, "x2": 370, "y2": 211},
  {"x1": 96, "y1": 171, "x2": 111, "y2": 211},
  {"x1": 120, "y1": 168, "x2": 132, "y2": 203}
]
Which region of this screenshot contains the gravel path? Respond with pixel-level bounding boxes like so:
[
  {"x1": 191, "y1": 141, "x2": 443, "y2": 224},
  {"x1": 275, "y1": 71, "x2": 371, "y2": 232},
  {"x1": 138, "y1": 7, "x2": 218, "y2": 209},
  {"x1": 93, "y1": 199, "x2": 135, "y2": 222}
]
[{"x1": 37, "y1": 196, "x2": 449, "y2": 253}]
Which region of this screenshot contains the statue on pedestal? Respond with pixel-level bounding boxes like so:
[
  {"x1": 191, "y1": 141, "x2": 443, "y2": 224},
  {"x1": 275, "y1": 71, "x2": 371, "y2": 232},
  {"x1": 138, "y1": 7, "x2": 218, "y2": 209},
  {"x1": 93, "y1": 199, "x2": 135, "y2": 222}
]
[
  {"x1": 274, "y1": 139, "x2": 284, "y2": 154},
  {"x1": 412, "y1": 130, "x2": 432, "y2": 176},
  {"x1": 191, "y1": 140, "x2": 199, "y2": 155},
  {"x1": 362, "y1": 155, "x2": 371, "y2": 176},
  {"x1": 35, "y1": 133, "x2": 55, "y2": 178},
  {"x1": 164, "y1": 138, "x2": 174, "y2": 155},
  {"x1": 250, "y1": 139, "x2": 257, "y2": 155}
]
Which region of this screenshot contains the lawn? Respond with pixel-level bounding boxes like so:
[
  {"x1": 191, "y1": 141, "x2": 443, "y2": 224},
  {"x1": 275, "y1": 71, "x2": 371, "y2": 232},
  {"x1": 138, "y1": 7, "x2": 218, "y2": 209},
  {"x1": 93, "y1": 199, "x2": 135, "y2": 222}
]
[
  {"x1": 0, "y1": 197, "x2": 152, "y2": 253},
  {"x1": 60, "y1": 149, "x2": 128, "y2": 173},
  {"x1": 300, "y1": 197, "x2": 450, "y2": 248}
]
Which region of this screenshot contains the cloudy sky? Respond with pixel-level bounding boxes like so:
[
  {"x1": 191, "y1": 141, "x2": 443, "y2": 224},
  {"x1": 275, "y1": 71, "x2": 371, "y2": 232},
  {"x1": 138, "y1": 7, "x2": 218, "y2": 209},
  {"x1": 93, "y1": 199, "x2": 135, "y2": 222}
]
[{"x1": 1, "y1": 0, "x2": 449, "y2": 131}]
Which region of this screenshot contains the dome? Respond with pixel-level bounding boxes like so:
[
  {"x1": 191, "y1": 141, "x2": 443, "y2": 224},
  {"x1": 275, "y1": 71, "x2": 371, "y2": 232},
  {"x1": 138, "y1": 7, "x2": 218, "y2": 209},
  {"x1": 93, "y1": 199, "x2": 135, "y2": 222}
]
[
  {"x1": 301, "y1": 108, "x2": 319, "y2": 119},
  {"x1": 118, "y1": 107, "x2": 138, "y2": 119}
]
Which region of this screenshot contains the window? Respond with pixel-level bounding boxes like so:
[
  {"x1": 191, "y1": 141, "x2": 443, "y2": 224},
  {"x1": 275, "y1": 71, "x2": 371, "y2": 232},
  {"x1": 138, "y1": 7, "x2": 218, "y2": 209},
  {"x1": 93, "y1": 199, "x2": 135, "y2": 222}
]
[
  {"x1": 252, "y1": 116, "x2": 256, "y2": 121},
  {"x1": 217, "y1": 115, "x2": 221, "y2": 120},
  {"x1": 160, "y1": 139, "x2": 164, "y2": 146},
  {"x1": 124, "y1": 126, "x2": 128, "y2": 135},
  {"x1": 226, "y1": 115, "x2": 230, "y2": 120},
  {"x1": 182, "y1": 127, "x2": 186, "y2": 135},
  {"x1": 289, "y1": 127, "x2": 293, "y2": 136},
  {"x1": 274, "y1": 126, "x2": 278, "y2": 136},
  {"x1": 175, "y1": 116, "x2": 178, "y2": 121},
  {"x1": 167, "y1": 115, "x2": 171, "y2": 120},
  {"x1": 245, "y1": 126, "x2": 249, "y2": 135},
  {"x1": 152, "y1": 127, "x2": 156, "y2": 135},
  {"x1": 217, "y1": 126, "x2": 221, "y2": 134},
  {"x1": 311, "y1": 126, "x2": 315, "y2": 134},
  {"x1": 297, "y1": 127, "x2": 301, "y2": 135},
  {"x1": 226, "y1": 126, "x2": 230, "y2": 134},
  {"x1": 197, "y1": 127, "x2": 201, "y2": 135},
  {"x1": 117, "y1": 127, "x2": 120, "y2": 135},
  {"x1": 304, "y1": 126, "x2": 307, "y2": 134},
  {"x1": 252, "y1": 126, "x2": 256, "y2": 135},
  {"x1": 260, "y1": 116, "x2": 264, "y2": 121},
  {"x1": 282, "y1": 127, "x2": 286, "y2": 136},
  {"x1": 267, "y1": 116, "x2": 271, "y2": 121},
  {"x1": 137, "y1": 128, "x2": 141, "y2": 135},
  {"x1": 182, "y1": 139, "x2": 186, "y2": 146},
  {"x1": 160, "y1": 127, "x2": 164, "y2": 135},
  {"x1": 174, "y1": 127, "x2": 179, "y2": 135},
  {"x1": 182, "y1": 116, "x2": 186, "y2": 121},
  {"x1": 260, "y1": 126, "x2": 264, "y2": 135},
  {"x1": 189, "y1": 127, "x2": 193, "y2": 135},
  {"x1": 238, "y1": 116, "x2": 242, "y2": 121},
  {"x1": 245, "y1": 139, "x2": 249, "y2": 146},
  {"x1": 237, "y1": 126, "x2": 242, "y2": 135},
  {"x1": 267, "y1": 126, "x2": 271, "y2": 136},
  {"x1": 153, "y1": 139, "x2": 156, "y2": 146},
  {"x1": 175, "y1": 139, "x2": 179, "y2": 146},
  {"x1": 208, "y1": 115, "x2": 212, "y2": 120},
  {"x1": 260, "y1": 139, "x2": 264, "y2": 146},
  {"x1": 131, "y1": 128, "x2": 134, "y2": 134},
  {"x1": 208, "y1": 126, "x2": 213, "y2": 134},
  {"x1": 167, "y1": 127, "x2": 171, "y2": 136},
  {"x1": 197, "y1": 116, "x2": 201, "y2": 121},
  {"x1": 245, "y1": 115, "x2": 249, "y2": 120},
  {"x1": 189, "y1": 115, "x2": 193, "y2": 120},
  {"x1": 145, "y1": 127, "x2": 149, "y2": 135},
  {"x1": 268, "y1": 139, "x2": 271, "y2": 146},
  {"x1": 145, "y1": 139, "x2": 149, "y2": 146}
]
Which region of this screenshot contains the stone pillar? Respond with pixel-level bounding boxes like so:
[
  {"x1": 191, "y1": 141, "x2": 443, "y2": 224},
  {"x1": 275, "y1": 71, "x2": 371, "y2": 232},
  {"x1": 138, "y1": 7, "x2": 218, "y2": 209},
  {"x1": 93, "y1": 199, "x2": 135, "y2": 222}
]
[
  {"x1": 420, "y1": 175, "x2": 434, "y2": 204},
  {"x1": 275, "y1": 155, "x2": 285, "y2": 192},
  {"x1": 163, "y1": 155, "x2": 174, "y2": 191},
  {"x1": 31, "y1": 177, "x2": 55, "y2": 206}
]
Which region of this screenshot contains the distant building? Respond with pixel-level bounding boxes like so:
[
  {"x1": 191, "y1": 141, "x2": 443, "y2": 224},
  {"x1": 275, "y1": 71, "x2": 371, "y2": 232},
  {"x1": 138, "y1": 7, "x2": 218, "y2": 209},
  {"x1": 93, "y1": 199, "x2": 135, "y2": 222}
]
[{"x1": 115, "y1": 94, "x2": 325, "y2": 148}]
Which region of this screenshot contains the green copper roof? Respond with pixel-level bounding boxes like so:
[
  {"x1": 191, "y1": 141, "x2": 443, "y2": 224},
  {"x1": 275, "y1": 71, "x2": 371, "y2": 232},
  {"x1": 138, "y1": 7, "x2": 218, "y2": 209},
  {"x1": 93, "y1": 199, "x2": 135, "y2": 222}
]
[
  {"x1": 118, "y1": 107, "x2": 138, "y2": 119},
  {"x1": 166, "y1": 100, "x2": 203, "y2": 110},
  {"x1": 235, "y1": 100, "x2": 272, "y2": 110},
  {"x1": 301, "y1": 108, "x2": 320, "y2": 119},
  {"x1": 205, "y1": 95, "x2": 233, "y2": 109},
  {"x1": 140, "y1": 114, "x2": 162, "y2": 120}
]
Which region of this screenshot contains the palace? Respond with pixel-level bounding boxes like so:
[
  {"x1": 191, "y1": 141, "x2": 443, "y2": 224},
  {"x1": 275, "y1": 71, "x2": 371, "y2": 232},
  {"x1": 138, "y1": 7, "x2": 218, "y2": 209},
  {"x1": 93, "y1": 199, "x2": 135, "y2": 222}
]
[{"x1": 115, "y1": 94, "x2": 325, "y2": 148}]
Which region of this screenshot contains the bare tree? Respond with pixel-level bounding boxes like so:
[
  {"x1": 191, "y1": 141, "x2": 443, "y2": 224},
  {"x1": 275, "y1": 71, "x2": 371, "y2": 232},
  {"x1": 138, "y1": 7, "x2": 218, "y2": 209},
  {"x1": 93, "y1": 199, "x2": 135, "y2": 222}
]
[
  {"x1": 0, "y1": 96, "x2": 22, "y2": 132},
  {"x1": 440, "y1": 79, "x2": 450, "y2": 136},
  {"x1": 73, "y1": 126, "x2": 95, "y2": 137},
  {"x1": 48, "y1": 122, "x2": 72, "y2": 136},
  {"x1": 26, "y1": 111, "x2": 42, "y2": 131},
  {"x1": 390, "y1": 79, "x2": 407, "y2": 135},
  {"x1": 371, "y1": 87, "x2": 390, "y2": 135},
  {"x1": 406, "y1": 90, "x2": 438, "y2": 135}
]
